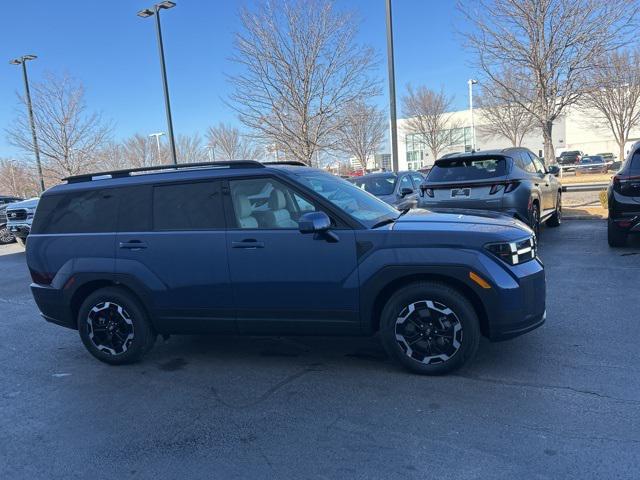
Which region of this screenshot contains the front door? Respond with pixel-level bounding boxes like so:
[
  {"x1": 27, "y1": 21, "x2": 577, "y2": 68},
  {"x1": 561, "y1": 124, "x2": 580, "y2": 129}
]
[{"x1": 224, "y1": 176, "x2": 360, "y2": 335}]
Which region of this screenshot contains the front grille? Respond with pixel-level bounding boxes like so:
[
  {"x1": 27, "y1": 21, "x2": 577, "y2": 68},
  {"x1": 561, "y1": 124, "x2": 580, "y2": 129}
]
[{"x1": 6, "y1": 209, "x2": 27, "y2": 221}]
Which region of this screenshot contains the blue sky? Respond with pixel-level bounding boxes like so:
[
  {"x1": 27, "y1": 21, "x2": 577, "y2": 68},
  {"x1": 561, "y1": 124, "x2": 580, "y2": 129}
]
[{"x1": 0, "y1": 0, "x2": 477, "y2": 156}]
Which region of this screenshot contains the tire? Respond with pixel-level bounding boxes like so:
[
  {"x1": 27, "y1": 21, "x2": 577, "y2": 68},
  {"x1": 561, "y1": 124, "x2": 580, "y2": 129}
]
[
  {"x1": 0, "y1": 227, "x2": 15, "y2": 245},
  {"x1": 77, "y1": 287, "x2": 156, "y2": 365},
  {"x1": 15, "y1": 236, "x2": 26, "y2": 248},
  {"x1": 546, "y1": 192, "x2": 562, "y2": 227},
  {"x1": 379, "y1": 282, "x2": 480, "y2": 375},
  {"x1": 529, "y1": 202, "x2": 541, "y2": 237},
  {"x1": 608, "y1": 217, "x2": 627, "y2": 248}
]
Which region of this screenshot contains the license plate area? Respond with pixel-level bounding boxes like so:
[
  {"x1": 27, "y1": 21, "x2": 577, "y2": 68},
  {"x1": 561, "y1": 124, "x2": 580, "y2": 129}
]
[{"x1": 451, "y1": 188, "x2": 471, "y2": 198}]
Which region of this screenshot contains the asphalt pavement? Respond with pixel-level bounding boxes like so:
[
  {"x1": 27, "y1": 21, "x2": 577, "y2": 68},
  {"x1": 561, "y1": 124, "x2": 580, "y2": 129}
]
[{"x1": 1, "y1": 220, "x2": 639, "y2": 479}]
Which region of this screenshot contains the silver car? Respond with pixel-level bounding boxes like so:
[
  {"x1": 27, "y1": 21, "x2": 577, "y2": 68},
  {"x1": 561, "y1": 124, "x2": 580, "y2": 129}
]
[
  {"x1": 419, "y1": 148, "x2": 562, "y2": 235},
  {"x1": 349, "y1": 171, "x2": 425, "y2": 210}
]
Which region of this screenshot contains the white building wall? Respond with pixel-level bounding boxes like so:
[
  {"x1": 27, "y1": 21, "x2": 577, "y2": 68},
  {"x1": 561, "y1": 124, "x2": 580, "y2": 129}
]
[{"x1": 396, "y1": 104, "x2": 631, "y2": 170}]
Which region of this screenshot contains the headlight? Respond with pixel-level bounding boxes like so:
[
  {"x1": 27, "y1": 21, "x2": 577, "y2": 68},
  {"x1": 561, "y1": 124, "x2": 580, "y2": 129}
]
[{"x1": 485, "y1": 236, "x2": 537, "y2": 265}]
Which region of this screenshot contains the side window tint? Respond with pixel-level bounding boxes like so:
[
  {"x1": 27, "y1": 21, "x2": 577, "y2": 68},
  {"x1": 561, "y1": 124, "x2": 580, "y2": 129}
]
[
  {"x1": 630, "y1": 151, "x2": 640, "y2": 174},
  {"x1": 153, "y1": 181, "x2": 224, "y2": 230},
  {"x1": 32, "y1": 190, "x2": 117, "y2": 234},
  {"x1": 530, "y1": 154, "x2": 546, "y2": 174},
  {"x1": 410, "y1": 174, "x2": 424, "y2": 188},
  {"x1": 520, "y1": 152, "x2": 537, "y2": 173},
  {"x1": 229, "y1": 177, "x2": 318, "y2": 229},
  {"x1": 118, "y1": 185, "x2": 152, "y2": 232}
]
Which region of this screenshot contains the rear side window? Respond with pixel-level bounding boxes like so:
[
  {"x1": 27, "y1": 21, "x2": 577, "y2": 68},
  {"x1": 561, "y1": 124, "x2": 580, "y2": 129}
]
[
  {"x1": 428, "y1": 157, "x2": 507, "y2": 182},
  {"x1": 32, "y1": 190, "x2": 117, "y2": 234},
  {"x1": 153, "y1": 181, "x2": 224, "y2": 230}
]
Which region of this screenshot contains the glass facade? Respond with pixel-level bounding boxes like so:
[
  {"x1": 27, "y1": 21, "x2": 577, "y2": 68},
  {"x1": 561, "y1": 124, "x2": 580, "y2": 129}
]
[{"x1": 405, "y1": 127, "x2": 473, "y2": 169}]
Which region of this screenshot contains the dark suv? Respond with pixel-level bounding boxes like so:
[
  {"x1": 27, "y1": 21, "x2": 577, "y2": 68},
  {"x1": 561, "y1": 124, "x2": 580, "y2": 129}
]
[
  {"x1": 607, "y1": 144, "x2": 640, "y2": 247},
  {"x1": 420, "y1": 148, "x2": 562, "y2": 235},
  {"x1": 27, "y1": 161, "x2": 546, "y2": 375}
]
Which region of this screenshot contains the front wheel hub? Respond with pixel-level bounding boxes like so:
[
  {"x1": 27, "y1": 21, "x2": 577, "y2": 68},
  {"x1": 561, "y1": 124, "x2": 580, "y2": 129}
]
[
  {"x1": 395, "y1": 300, "x2": 462, "y2": 364},
  {"x1": 87, "y1": 302, "x2": 134, "y2": 355}
]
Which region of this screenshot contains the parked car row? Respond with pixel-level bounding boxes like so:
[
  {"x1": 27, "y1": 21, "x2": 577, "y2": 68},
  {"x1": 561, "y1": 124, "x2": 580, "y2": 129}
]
[
  {"x1": 352, "y1": 147, "x2": 562, "y2": 237},
  {"x1": 0, "y1": 196, "x2": 24, "y2": 245},
  {"x1": 5, "y1": 197, "x2": 39, "y2": 247},
  {"x1": 557, "y1": 150, "x2": 621, "y2": 173}
]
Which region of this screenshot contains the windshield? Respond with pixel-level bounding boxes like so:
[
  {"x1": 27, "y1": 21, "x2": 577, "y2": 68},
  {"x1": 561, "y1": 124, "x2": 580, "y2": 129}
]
[
  {"x1": 428, "y1": 157, "x2": 507, "y2": 182},
  {"x1": 296, "y1": 171, "x2": 399, "y2": 228},
  {"x1": 350, "y1": 175, "x2": 396, "y2": 196},
  {"x1": 581, "y1": 156, "x2": 603, "y2": 164}
]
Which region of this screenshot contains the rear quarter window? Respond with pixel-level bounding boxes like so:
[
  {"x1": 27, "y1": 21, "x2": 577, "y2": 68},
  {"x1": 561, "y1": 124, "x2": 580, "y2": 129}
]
[
  {"x1": 31, "y1": 190, "x2": 117, "y2": 234},
  {"x1": 428, "y1": 157, "x2": 507, "y2": 182}
]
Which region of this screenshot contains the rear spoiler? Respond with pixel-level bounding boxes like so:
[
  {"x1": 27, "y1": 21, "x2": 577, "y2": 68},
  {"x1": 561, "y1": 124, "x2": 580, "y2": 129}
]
[{"x1": 420, "y1": 178, "x2": 517, "y2": 190}]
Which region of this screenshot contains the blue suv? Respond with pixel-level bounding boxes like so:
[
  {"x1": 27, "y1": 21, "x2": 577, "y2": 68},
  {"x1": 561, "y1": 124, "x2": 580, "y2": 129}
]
[{"x1": 27, "y1": 161, "x2": 546, "y2": 375}]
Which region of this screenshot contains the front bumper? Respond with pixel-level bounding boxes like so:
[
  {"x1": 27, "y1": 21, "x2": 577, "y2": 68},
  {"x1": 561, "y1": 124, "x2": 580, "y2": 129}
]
[
  {"x1": 8, "y1": 223, "x2": 31, "y2": 238},
  {"x1": 30, "y1": 283, "x2": 76, "y2": 330},
  {"x1": 479, "y1": 256, "x2": 547, "y2": 341}
]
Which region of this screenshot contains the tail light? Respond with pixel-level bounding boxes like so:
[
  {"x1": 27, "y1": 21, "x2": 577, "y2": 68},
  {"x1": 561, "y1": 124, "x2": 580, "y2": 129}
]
[{"x1": 490, "y1": 181, "x2": 520, "y2": 195}]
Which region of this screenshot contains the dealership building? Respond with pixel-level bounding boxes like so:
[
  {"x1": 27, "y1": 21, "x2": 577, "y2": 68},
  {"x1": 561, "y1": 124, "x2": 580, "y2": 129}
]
[{"x1": 394, "y1": 105, "x2": 640, "y2": 171}]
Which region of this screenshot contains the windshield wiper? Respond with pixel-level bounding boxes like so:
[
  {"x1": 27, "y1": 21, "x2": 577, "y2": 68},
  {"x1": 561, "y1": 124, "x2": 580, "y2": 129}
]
[{"x1": 371, "y1": 209, "x2": 410, "y2": 229}]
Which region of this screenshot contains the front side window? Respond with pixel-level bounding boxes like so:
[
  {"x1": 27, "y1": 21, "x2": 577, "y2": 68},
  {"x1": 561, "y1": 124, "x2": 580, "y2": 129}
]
[
  {"x1": 295, "y1": 171, "x2": 398, "y2": 228},
  {"x1": 399, "y1": 175, "x2": 413, "y2": 191},
  {"x1": 229, "y1": 177, "x2": 318, "y2": 229}
]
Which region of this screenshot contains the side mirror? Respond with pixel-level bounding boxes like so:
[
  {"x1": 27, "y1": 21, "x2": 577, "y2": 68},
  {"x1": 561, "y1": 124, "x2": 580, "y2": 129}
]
[
  {"x1": 400, "y1": 187, "x2": 414, "y2": 197},
  {"x1": 298, "y1": 211, "x2": 331, "y2": 234},
  {"x1": 547, "y1": 165, "x2": 561, "y2": 176}
]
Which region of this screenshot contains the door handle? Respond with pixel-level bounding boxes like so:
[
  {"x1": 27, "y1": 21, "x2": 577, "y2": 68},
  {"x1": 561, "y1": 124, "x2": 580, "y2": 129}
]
[
  {"x1": 119, "y1": 240, "x2": 148, "y2": 250},
  {"x1": 232, "y1": 239, "x2": 265, "y2": 249}
]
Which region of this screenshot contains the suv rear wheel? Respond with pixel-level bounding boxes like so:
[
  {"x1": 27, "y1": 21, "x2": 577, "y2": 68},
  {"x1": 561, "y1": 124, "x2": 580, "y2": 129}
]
[
  {"x1": 607, "y1": 217, "x2": 628, "y2": 247},
  {"x1": 379, "y1": 282, "x2": 480, "y2": 375},
  {"x1": 78, "y1": 287, "x2": 156, "y2": 365}
]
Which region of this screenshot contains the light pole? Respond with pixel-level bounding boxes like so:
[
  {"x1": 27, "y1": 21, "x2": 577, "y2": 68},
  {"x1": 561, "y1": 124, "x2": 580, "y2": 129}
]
[
  {"x1": 204, "y1": 144, "x2": 216, "y2": 162},
  {"x1": 149, "y1": 132, "x2": 165, "y2": 163},
  {"x1": 10, "y1": 55, "x2": 45, "y2": 192},
  {"x1": 138, "y1": 1, "x2": 178, "y2": 165},
  {"x1": 468, "y1": 79, "x2": 478, "y2": 151},
  {"x1": 385, "y1": 0, "x2": 399, "y2": 172}
]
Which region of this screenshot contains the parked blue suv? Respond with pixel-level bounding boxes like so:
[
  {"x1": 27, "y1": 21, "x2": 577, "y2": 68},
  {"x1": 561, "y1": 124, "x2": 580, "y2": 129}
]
[{"x1": 27, "y1": 161, "x2": 546, "y2": 375}]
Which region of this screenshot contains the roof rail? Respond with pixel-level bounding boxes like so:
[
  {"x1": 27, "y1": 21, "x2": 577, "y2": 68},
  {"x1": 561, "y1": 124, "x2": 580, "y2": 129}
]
[
  {"x1": 261, "y1": 161, "x2": 308, "y2": 166},
  {"x1": 63, "y1": 160, "x2": 264, "y2": 184}
]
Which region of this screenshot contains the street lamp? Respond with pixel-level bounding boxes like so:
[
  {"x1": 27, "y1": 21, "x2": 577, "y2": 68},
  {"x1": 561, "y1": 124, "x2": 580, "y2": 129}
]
[
  {"x1": 468, "y1": 78, "x2": 478, "y2": 151},
  {"x1": 385, "y1": 0, "x2": 399, "y2": 172},
  {"x1": 138, "y1": 1, "x2": 178, "y2": 166},
  {"x1": 10, "y1": 54, "x2": 45, "y2": 192},
  {"x1": 149, "y1": 132, "x2": 165, "y2": 162}
]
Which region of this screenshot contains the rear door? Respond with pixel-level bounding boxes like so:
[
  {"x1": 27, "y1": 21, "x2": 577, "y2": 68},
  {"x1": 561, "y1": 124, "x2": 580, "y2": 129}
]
[
  {"x1": 529, "y1": 152, "x2": 556, "y2": 213},
  {"x1": 115, "y1": 181, "x2": 235, "y2": 334}
]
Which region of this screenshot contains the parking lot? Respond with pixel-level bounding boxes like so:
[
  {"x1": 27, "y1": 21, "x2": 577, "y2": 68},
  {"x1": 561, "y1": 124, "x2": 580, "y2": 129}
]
[{"x1": 1, "y1": 219, "x2": 639, "y2": 479}]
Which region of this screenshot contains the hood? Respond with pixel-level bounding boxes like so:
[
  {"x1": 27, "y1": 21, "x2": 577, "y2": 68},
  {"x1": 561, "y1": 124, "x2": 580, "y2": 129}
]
[
  {"x1": 7, "y1": 197, "x2": 39, "y2": 210},
  {"x1": 392, "y1": 208, "x2": 533, "y2": 236}
]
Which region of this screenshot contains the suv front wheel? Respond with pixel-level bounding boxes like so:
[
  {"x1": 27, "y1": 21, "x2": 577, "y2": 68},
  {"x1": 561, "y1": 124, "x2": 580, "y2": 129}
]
[
  {"x1": 78, "y1": 287, "x2": 156, "y2": 365},
  {"x1": 379, "y1": 282, "x2": 480, "y2": 375}
]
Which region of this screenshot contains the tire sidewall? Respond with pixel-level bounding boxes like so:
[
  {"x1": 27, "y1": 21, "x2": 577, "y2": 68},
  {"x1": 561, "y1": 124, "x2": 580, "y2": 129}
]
[
  {"x1": 77, "y1": 287, "x2": 153, "y2": 365},
  {"x1": 0, "y1": 227, "x2": 15, "y2": 245},
  {"x1": 379, "y1": 282, "x2": 480, "y2": 375}
]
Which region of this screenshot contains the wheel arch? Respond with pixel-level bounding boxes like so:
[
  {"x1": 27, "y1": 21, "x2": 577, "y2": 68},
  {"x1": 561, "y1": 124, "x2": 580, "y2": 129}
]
[{"x1": 364, "y1": 269, "x2": 490, "y2": 338}]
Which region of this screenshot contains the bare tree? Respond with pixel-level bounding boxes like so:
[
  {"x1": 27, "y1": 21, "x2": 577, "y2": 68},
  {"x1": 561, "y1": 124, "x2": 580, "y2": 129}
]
[
  {"x1": 6, "y1": 73, "x2": 112, "y2": 179},
  {"x1": 206, "y1": 123, "x2": 261, "y2": 160},
  {"x1": 580, "y1": 50, "x2": 640, "y2": 162},
  {"x1": 476, "y1": 71, "x2": 538, "y2": 147},
  {"x1": 0, "y1": 159, "x2": 38, "y2": 198},
  {"x1": 402, "y1": 85, "x2": 462, "y2": 160},
  {"x1": 122, "y1": 134, "x2": 161, "y2": 168},
  {"x1": 175, "y1": 133, "x2": 208, "y2": 164},
  {"x1": 334, "y1": 101, "x2": 386, "y2": 169},
  {"x1": 460, "y1": 0, "x2": 638, "y2": 162},
  {"x1": 228, "y1": 0, "x2": 380, "y2": 165}
]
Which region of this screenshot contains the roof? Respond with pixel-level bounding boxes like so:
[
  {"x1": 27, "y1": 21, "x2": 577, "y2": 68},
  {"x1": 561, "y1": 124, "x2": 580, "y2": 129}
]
[{"x1": 45, "y1": 161, "x2": 323, "y2": 196}]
